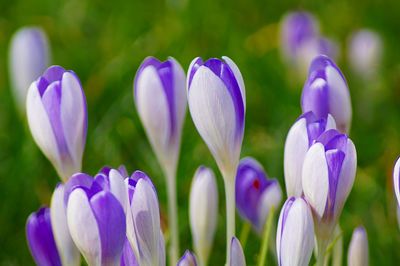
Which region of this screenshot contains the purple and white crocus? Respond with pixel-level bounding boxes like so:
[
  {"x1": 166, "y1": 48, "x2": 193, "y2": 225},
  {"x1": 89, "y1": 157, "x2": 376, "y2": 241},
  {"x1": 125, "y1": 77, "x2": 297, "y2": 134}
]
[
  {"x1": 9, "y1": 26, "x2": 50, "y2": 112},
  {"x1": 189, "y1": 166, "x2": 218, "y2": 266},
  {"x1": 301, "y1": 55, "x2": 352, "y2": 133},
  {"x1": 125, "y1": 171, "x2": 166, "y2": 266},
  {"x1": 187, "y1": 56, "x2": 245, "y2": 264},
  {"x1": 284, "y1": 111, "x2": 336, "y2": 197},
  {"x1": 276, "y1": 197, "x2": 315, "y2": 266},
  {"x1": 26, "y1": 65, "x2": 87, "y2": 181},
  {"x1": 134, "y1": 57, "x2": 186, "y2": 263},
  {"x1": 235, "y1": 157, "x2": 282, "y2": 233},
  {"x1": 302, "y1": 129, "x2": 356, "y2": 261},
  {"x1": 65, "y1": 172, "x2": 126, "y2": 266},
  {"x1": 26, "y1": 207, "x2": 62, "y2": 266}
]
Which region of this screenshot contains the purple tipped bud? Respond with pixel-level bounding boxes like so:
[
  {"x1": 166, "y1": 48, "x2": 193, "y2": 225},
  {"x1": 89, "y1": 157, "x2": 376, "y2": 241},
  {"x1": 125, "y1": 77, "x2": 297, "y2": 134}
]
[
  {"x1": 235, "y1": 157, "x2": 282, "y2": 232},
  {"x1": 187, "y1": 56, "x2": 246, "y2": 174},
  {"x1": 276, "y1": 197, "x2": 314, "y2": 266},
  {"x1": 230, "y1": 237, "x2": 246, "y2": 266},
  {"x1": 177, "y1": 250, "x2": 197, "y2": 266},
  {"x1": 301, "y1": 55, "x2": 352, "y2": 133},
  {"x1": 26, "y1": 65, "x2": 87, "y2": 181},
  {"x1": 347, "y1": 226, "x2": 369, "y2": 266},
  {"x1": 26, "y1": 207, "x2": 61, "y2": 266}
]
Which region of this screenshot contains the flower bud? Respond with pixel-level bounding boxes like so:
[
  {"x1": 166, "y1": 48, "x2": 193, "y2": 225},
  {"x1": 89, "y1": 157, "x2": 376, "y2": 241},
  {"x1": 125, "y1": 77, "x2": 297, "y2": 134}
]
[
  {"x1": 276, "y1": 197, "x2": 314, "y2": 266},
  {"x1": 347, "y1": 226, "x2": 369, "y2": 266},
  {"x1": 301, "y1": 55, "x2": 352, "y2": 133},
  {"x1": 177, "y1": 250, "x2": 198, "y2": 266},
  {"x1": 393, "y1": 157, "x2": 400, "y2": 207},
  {"x1": 26, "y1": 65, "x2": 87, "y2": 181},
  {"x1": 26, "y1": 207, "x2": 61, "y2": 266},
  {"x1": 9, "y1": 26, "x2": 50, "y2": 112},
  {"x1": 134, "y1": 57, "x2": 186, "y2": 172},
  {"x1": 187, "y1": 56, "x2": 245, "y2": 174},
  {"x1": 230, "y1": 237, "x2": 246, "y2": 266},
  {"x1": 235, "y1": 157, "x2": 282, "y2": 232},
  {"x1": 189, "y1": 166, "x2": 218, "y2": 265},
  {"x1": 284, "y1": 111, "x2": 336, "y2": 196}
]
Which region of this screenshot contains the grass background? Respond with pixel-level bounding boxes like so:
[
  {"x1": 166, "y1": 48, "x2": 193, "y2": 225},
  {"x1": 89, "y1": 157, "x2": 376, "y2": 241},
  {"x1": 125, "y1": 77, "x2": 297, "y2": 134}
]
[{"x1": 1, "y1": 0, "x2": 400, "y2": 264}]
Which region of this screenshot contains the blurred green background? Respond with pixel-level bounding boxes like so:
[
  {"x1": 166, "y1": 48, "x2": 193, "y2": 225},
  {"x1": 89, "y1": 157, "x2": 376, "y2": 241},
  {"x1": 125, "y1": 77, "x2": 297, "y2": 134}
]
[{"x1": 1, "y1": 0, "x2": 400, "y2": 265}]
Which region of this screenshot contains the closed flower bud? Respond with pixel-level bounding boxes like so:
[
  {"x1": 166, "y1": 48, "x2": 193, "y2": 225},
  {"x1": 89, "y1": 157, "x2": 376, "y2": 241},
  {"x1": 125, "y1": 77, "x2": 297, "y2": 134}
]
[
  {"x1": 134, "y1": 57, "x2": 186, "y2": 173},
  {"x1": 177, "y1": 250, "x2": 198, "y2": 266},
  {"x1": 26, "y1": 65, "x2": 87, "y2": 181},
  {"x1": 284, "y1": 111, "x2": 336, "y2": 197},
  {"x1": 125, "y1": 171, "x2": 165, "y2": 266},
  {"x1": 393, "y1": 157, "x2": 400, "y2": 207},
  {"x1": 189, "y1": 166, "x2": 218, "y2": 266},
  {"x1": 347, "y1": 226, "x2": 369, "y2": 266},
  {"x1": 348, "y1": 30, "x2": 383, "y2": 79},
  {"x1": 230, "y1": 237, "x2": 246, "y2": 266},
  {"x1": 187, "y1": 56, "x2": 245, "y2": 174},
  {"x1": 66, "y1": 178, "x2": 126, "y2": 265},
  {"x1": 276, "y1": 197, "x2": 314, "y2": 266},
  {"x1": 26, "y1": 207, "x2": 62, "y2": 266},
  {"x1": 50, "y1": 184, "x2": 80, "y2": 266},
  {"x1": 235, "y1": 157, "x2": 282, "y2": 232},
  {"x1": 301, "y1": 55, "x2": 352, "y2": 133},
  {"x1": 9, "y1": 26, "x2": 50, "y2": 112}
]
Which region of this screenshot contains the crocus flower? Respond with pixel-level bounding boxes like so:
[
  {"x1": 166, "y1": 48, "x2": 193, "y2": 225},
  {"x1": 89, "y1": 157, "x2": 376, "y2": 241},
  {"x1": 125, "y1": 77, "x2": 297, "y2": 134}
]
[
  {"x1": 26, "y1": 65, "x2": 87, "y2": 181},
  {"x1": 125, "y1": 171, "x2": 165, "y2": 266},
  {"x1": 9, "y1": 26, "x2": 50, "y2": 112},
  {"x1": 302, "y1": 129, "x2": 356, "y2": 256},
  {"x1": 50, "y1": 184, "x2": 80, "y2": 266},
  {"x1": 230, "y1": 237, "x2": 246, "y2": 266},
  {"x1": 348, "y1": 29, "x2": 382, "y2": 79},
  {"x1": 347, "y1": 226, "x2": 369, "y2": 266},
  {"x1": 235, "y1": 157, "x2": 282, "y2": 232},
  {"x1": 187, "y1": 56, "x2": 245, "y2": 263},
  {"x1": 189, "y1": 166, "x2": 218, "y2": 266},
  {"x1": 280, "y1": 11, "x2": 319, "y2": 64},
  {"x1": 394, "y1": 157, "x2": 400, "y2": 207},
  {"x1": 301, "y1": 55, "x2": 352, "y2": 133},
  {"x1": 26, "y1": 207, "x2": 61, "y2": 266},
  {"x1": 66, "y1": 175, "x2": 126, "y2": 265},
  {"x1": 187, "y1": 56, "x2": 245, "y2": 175},
  {"x1": 276, "y1": 197, "x2": 314, "y2": 266},
  {"x1": 177, "y1": 250, "x2": 198, "y2": 266},
  {"x1": 284, "y1": 111, "x2": 336, "y2": 197}
]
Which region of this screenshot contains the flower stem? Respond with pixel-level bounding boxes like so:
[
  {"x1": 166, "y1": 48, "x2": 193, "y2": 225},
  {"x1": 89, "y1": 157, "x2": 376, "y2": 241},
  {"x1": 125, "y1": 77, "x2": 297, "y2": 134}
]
[
  {"x1": 257, "y1": 206, "x2": 275, "y2": 266},
  {"x1": 165, "y1": 166, "x2": 179, "y2": 265},
  {"x1": 223, "y1": 172, "x2": 236, "y2": 265}
]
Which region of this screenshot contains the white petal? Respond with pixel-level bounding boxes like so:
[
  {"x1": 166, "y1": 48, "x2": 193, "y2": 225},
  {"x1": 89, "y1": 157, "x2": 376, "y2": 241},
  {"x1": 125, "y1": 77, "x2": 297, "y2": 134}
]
[
  {"x1": 302, "y1": 143, "x2": 329, "y2": 218},
  {"x1": 326, "y1": 65, "x2": 352, "y2": 133},
  {"x1": 394, "y1": 157, "x2": 400, "y2": 206},
  {"x1": 26, "y1": 82, "x2": 62, "y2": 175},
  {"x1": 60, "y1": 72, "x2": 86, "y2": 173},
  {"x1": 135, "y1": 66, "x2": 170, "y2": 163},
  {"x1": 334, "y1": 140, "x2": 357, "y2": 217},
  {"x1": 158, "y1": 230, "x2": 166, "y2": 266},
  {"x1": 67, "y1": 188, "x2": 101, "y2": 266},
  {"x1": 326, "y1": 114, "x2": 337, "y2": 130},
  {"x1": 188, "y1": 66, "x2": 239, "y2": 170},
  {"x1": 109, "y1": 169, "x2": 128, "y2": 213},
  {"x1": 222, "y1": 56, "x2": 246, "y2": 109},
  {"x1": 230, "y1": 237, "x2": 246, "y2": 266},
  {"x1": 169, "y1": 57, "x2": 187, "y2": 137},
  {"x1": 189, "y1": 167, "x2": 218, "y2": 263},
  {"x1": 347, "y1": 227, "x2": 368, "y2": 266},
  {"x1": 50, "y1": 184, "x2": 80, "y2": 266},
  {"x1": 279, "y1": 198, "x2": 314, "y2": 266},
  {"x1": 257, "y1": 181, "x2": 282, "y2": 232},
  {"x1": 131, "y1": 179, "x2": 161, "y2": 265},
  {"x1": 284, "y1": 118, "x2": 309, "y2": 197}
]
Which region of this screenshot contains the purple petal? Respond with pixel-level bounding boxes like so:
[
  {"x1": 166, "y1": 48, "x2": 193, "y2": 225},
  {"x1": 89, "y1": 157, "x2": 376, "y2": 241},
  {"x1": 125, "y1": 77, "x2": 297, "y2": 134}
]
[
  {"x1": 188, "y1": 57, "x2": 204, "y2": 87},
  {"x1": 324, "y1": 149, "x2": 345, "y2": 218},
  {"x1": 120, "y1": 238, "x2": 138, "y2": 266},
  {"x1": 90, "y1": 191, "x2": 126, "y2": 264},
  {"x1": 317, "y1": 129, "x2": 348, "y2": 152},
  {"x1": 42, "y1": 65, "x2": 66, "y2": 83},
  {"x1": 26, "y1": 207, "x2": 62, "y2": 266},
  {"x1": 63, "y1": 173, "x2": 94, "y2": 205}
]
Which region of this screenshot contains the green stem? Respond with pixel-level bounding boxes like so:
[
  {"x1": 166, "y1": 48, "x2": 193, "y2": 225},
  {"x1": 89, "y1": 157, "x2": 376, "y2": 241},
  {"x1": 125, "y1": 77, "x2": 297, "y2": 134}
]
[
  {"x1": 239, "y1": 222, "x2": 251, "y2": 249},
  {"x1": 165, "y1": 165, "x2": 179, "y2": 265},
  {"x1": 257, "y1": 206, "x2": 275, "y2": 266},
  {"x1": 222, "y1": 172, "x2": 236, "y2": 266}
]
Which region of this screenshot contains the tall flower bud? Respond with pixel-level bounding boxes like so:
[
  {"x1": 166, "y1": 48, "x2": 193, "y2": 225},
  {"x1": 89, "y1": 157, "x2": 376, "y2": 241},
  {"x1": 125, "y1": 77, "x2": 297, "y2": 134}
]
[{"x1": 347, "y1": 226, "x2": 369, "y2": 266}]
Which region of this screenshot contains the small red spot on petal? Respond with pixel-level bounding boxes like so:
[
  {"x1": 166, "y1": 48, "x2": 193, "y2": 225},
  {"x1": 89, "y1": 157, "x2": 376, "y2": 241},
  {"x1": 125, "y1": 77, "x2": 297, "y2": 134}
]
[{"x1": 253, "y1": 179, "x2": 260, "y2": 189}]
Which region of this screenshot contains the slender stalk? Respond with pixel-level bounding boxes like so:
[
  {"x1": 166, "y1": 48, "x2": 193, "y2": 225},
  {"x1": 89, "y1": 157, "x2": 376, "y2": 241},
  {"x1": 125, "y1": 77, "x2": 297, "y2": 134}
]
[
  {"x1": 316, "y1": 239, "x2": 329, "y2": 266},
  {"x1": 239, "y1": 222, "x2": 251, "y2": 249},
  {"x1": 165, "y1": 165, "x2": 179, "y2": 265},
  {"x1": 222, "y1": 172, "x2": 236, "y2": 265},
  {"x1": 257, "y1": 206, "x2": 275, "y2": 266}
]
